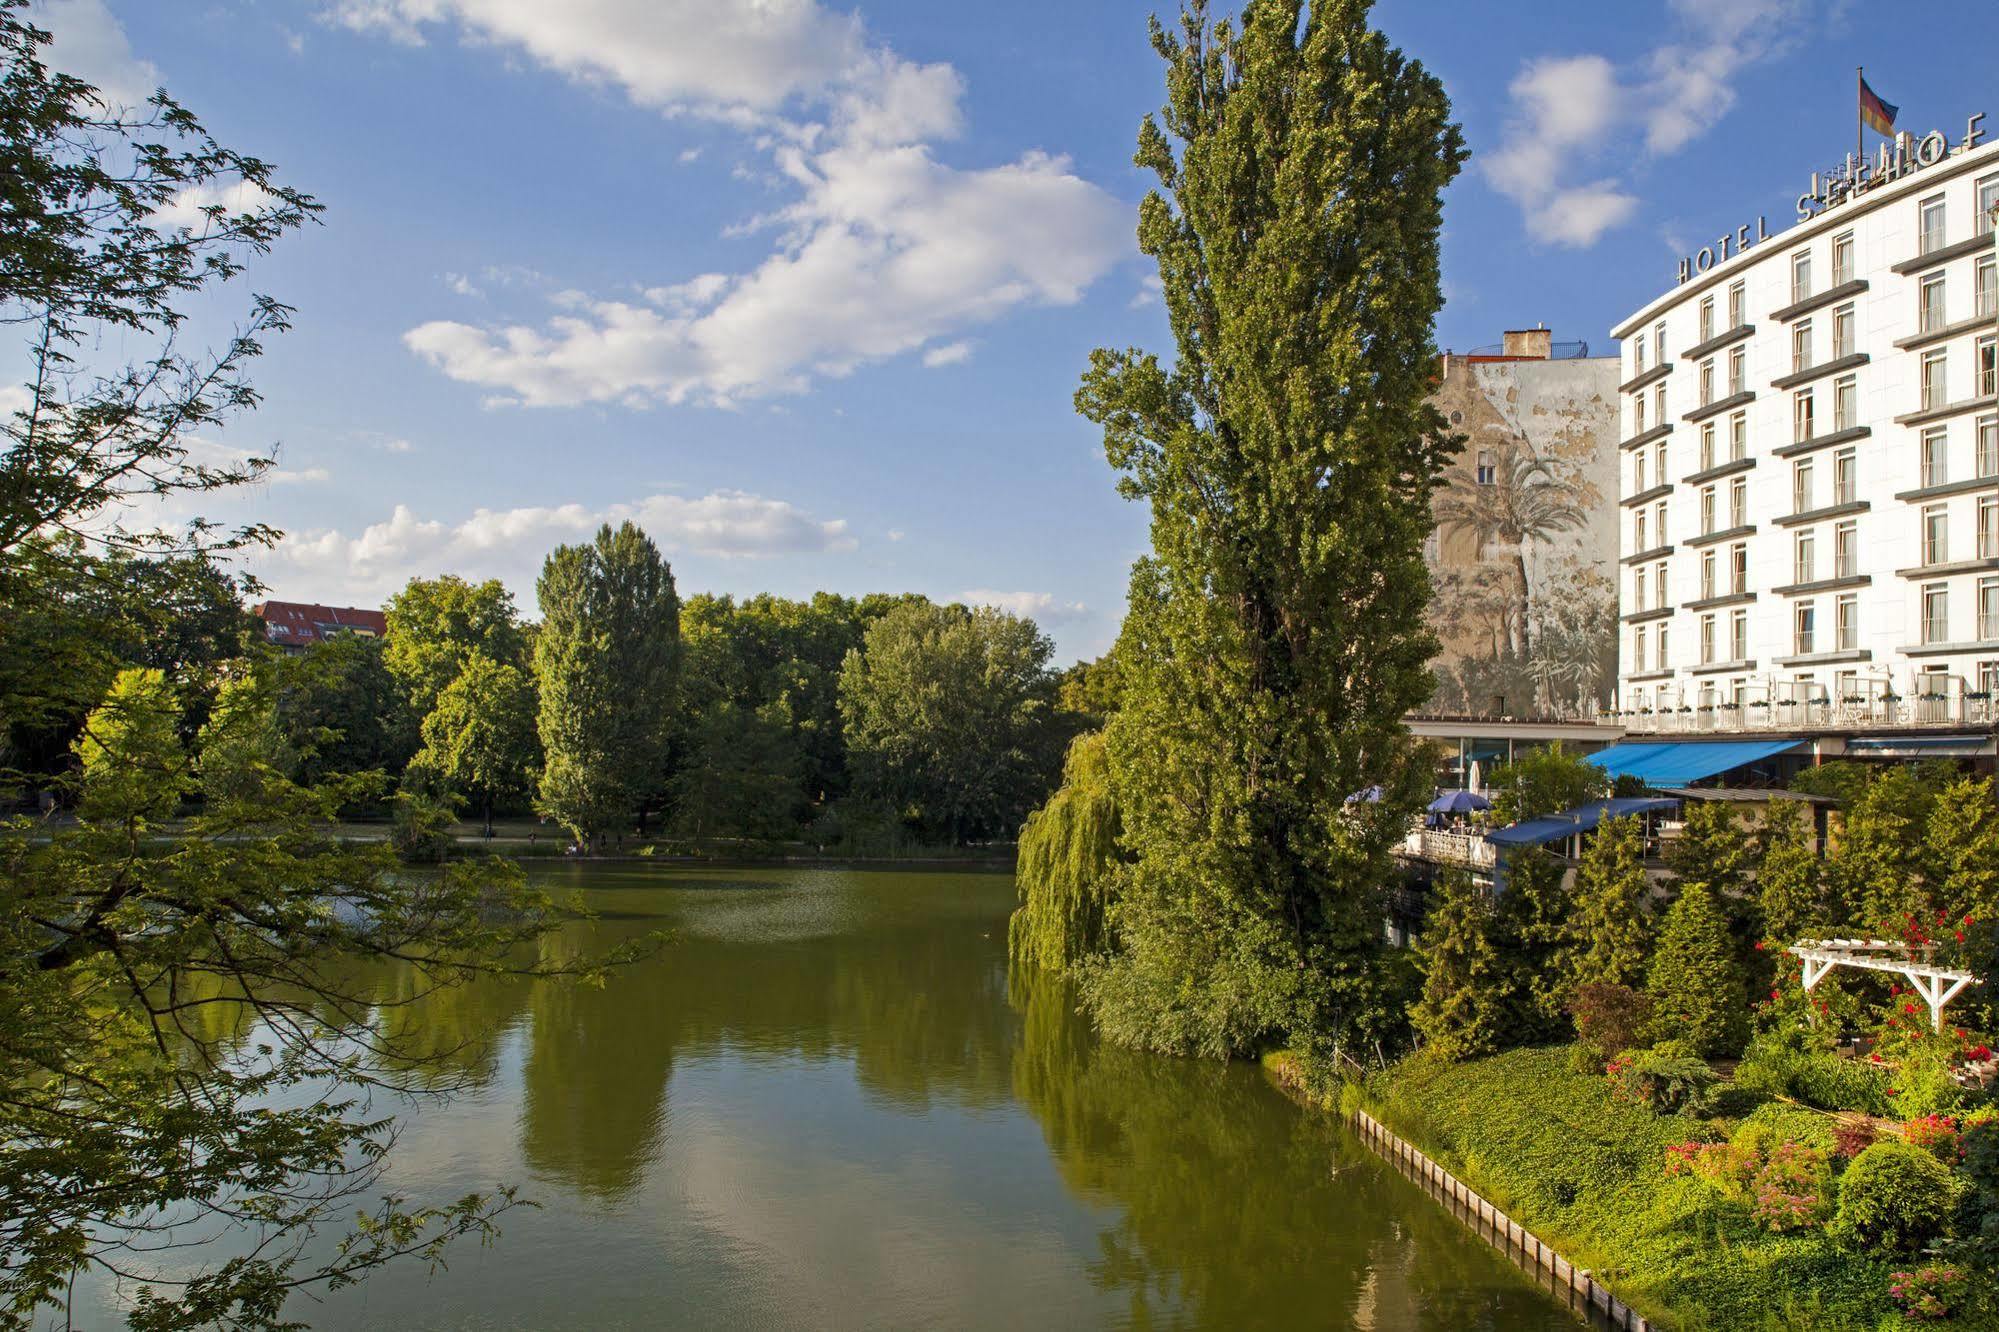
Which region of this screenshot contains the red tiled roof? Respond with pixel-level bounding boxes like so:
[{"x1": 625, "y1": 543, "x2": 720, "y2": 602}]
[{"x1": 251, "y1": 600, "x2": 388, "y2": 648}]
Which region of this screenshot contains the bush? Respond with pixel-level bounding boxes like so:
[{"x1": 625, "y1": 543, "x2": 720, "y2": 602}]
[
  {"x1": 1610, "y1": 1044, "x2": 1719, "y2": 1116},
  {"x1": 1830, "y1": 1140, "x2": 1955, "y2": 1252},
  {"x1": 1750, "y1": 1142, "x2": 1832, "y2": 1232},
  {"x1": 1735, "y1": 1032, "x2": 1893, "y2": 1115},
  {"x1": 1732, "y1": 1101, "x2": 1837, "y2": 1159},
  {"x1": 1833, "y1": 1119, "x2": 1878, "y2": 1160},
  {"x1": 1888, "y1": 1265, "x2": 1968, "y2": 1322},
  {"x1": 1645, "y1": 882, "x2": 1748, "y2": 1058},
  {"x1": 390, "y1": 791, "x2": 457, "y2": 863},
  {"x1": 1568, "y1": 982, "x2": 1652, "y2": 1068},
  {"x1": 1902, "y1": 1114, "x2": 1963, "y2": 1162}
]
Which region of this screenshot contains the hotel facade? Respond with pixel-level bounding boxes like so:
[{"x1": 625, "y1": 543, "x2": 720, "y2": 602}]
[{"x1": 1611, "y1": 121, "x2": 1999, "y2": 740}]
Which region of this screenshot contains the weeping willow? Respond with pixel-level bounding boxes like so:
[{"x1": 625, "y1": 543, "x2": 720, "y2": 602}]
[{"x1": 1008, "y1": 730, "x2": 1124, "y2": 972}]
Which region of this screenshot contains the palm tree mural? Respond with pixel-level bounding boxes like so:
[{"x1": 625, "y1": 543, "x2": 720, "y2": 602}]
[{"x1": 1432, "y1": 437, "x2": 1589, "y2": 659}]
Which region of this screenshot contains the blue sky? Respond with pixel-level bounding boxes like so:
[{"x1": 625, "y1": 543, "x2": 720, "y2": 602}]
[{"x1": 29, "y1": 0, "x2": 1999, "y2": 661}]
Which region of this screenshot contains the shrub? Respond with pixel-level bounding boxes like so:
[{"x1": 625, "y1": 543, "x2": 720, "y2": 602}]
[
  {"x1": 1611, "y1": 1044, "x2": 1720, "y2": 1116},
  {"x1": 1888, "y1": 1265, "x2": 1967, "y2": 1322},
  {"x1": 1735, "y1": 1032, "x2": 1893, "y2": 1115},
  {"x1": 1902, "y1": 1114, "x2": 1963, "y2": 1162},
  {"x1": 1732, "y1": 1101, "x2": 1837, "y2": 1158},
  {"x1": 1663, "y1": 1140, "x2": 1759, "y2": 1202},
  {"x1": 1645, "y1": 881, "x2": 1748, "y2": 1058},
  {"x1": 1569, "y1": 982, "x2": 1652, "y2": 1068},
  {"x1": 1749, "y1": 1143, "x2": 1832, "y2": 1232},
  {"x1": 390, "y1": 791, "x2": 457, "y2": 863},
  {"x1": 1833, "y1": 1119, "x2": 1878, "y2": 1161},
  {"x1": 1830, "y1": 1140, "x2": 1955, "y2": 1252}
]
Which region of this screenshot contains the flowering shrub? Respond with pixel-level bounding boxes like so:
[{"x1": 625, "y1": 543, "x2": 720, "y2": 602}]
[
  {"x1": 1889, "y1": 1265, "x2": 1966, "y2": 1322},
  {"x1": 1832, "y1": 1119, "x2": 1877, "y2": 1160},
  {"x1": 1902, "y1": 1114, "x2": 1963, "y2": 1162},
  {"x1": 1663, "y1": 1140, "x2": 1760, "y2": 1202},
  {"x1": 1750, "y1": 1143, "x2": 1831, "y2": 1232},
  {"x1": 1568, "y1": 982, "x2": 1652, "y2": 1068}
]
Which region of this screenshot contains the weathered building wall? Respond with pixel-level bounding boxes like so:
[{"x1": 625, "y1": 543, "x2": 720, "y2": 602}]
[{"x1": 1424, "y1": 353, "x2": 1621, "y2": 717}]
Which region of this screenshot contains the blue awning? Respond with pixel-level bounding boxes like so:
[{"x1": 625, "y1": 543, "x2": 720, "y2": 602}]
[
  {"x1": 1486, "y1": 796, "x2": 1681, "y2": 848},
  {"x1": 1585, "y1": 739, "x2": 1802, "y2": 785}
]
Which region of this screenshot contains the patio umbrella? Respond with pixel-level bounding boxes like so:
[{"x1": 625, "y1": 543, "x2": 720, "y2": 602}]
[{"x1": 1427, "y1": 789, "x2": 1492, "y2": 815}]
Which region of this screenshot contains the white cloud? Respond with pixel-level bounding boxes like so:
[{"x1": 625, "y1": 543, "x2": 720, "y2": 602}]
[
  {"x1": 678, "y1": 147, "x2": 703, "y2": 164},
  {"x1": 256, "y1": 489, "x2": 855, "y2": 605},
  {"x1": 957, "y1": 589, "x2": 1088, "y2": 624},
  {"x1": 377, "y1": 436, "x2": 414, "y2": 453},
  {"x1": 885, "y1": 528, "x2": 904, "y2": 542},
  {"x1": 1129, "y1": 273, "x2": 1164, "y2": 309},
  {"x1": 444, "y1": 272, "x2": 481, "y2": 297},
  {"x1": 28, "y1": 0, "x2": 157, "y2": 109},
  {"x1": 921, "y1": 340, "x2": 973, "y2": 369},
  {"x1": 149, "y1": 180, "x2": 278, "y2": 232},
  {"x1": 357, "y1": 2, "x2": 1126, "y2": 407},
  {"x1": 1483, "y1": 1, "x2": 1813, "y2": 247}
]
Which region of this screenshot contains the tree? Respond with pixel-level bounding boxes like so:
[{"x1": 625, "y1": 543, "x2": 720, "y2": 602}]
[
  {"x1": 1566, "y1": 814, "x2": 1652, "y2": 991},
  {"x1": 1009, "y1": 730, "x2": 1124, "y2": 972},
  {"x1": 384, "y1": 575, "x2": 529, "y2": 719},
  {"x1": 1826, "y1": 765, "x2": 1938, "y2": 928},
  {"x1": 1486, "y1": 742, "x2": 1607, "y2": 826},
  {"x1": 413, "y1": 652, "x2": 539, "y2": 836},
  {"x1": 534, "y1": 522, "x2": 681, "y2": 849},
  {"x1": 1497, "y1": 846, "x2": 1575, "y2": 1039},
  {"x1": 1410, "y1": 872, "x2": 1512, "y2": 1061},
  {"x1": 666, "y1": 700, "x2": 803, "y2": 844},
  {"x1": 1756, "y1": 798, "x2": 1825, "y2": 943},
  {"x1": 838, "y1": 600, "x2": 1061, "y2": 845},
  {"x1": 1646, "y1": 881, "x2": 1748, "y2": 1059},
  {"x1": 1073, "y1": 0, "x2": 1464, "y2": 1061},
  {"x1": 272, "y1": 630, "x2": 419, "y2": 790}
]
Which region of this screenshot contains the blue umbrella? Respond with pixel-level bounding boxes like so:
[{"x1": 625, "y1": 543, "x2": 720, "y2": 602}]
[{"x1": 1427, "y1": 789, "x2": 1492, "y2": 815}]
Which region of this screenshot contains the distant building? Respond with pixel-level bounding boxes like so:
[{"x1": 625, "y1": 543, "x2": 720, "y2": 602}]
[
  {"x1": 251, "y1": 600, "x2": 388, "y2": 654},
  {"x1": 1423, "y1": 328, "x2": 1621, "y2": 718}
]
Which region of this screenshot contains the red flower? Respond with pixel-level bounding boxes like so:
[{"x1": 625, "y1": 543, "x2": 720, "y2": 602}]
[
  {"x1": 1754, "y1": 940, "x2": 1766, "y2": 951},
  {"x1": 1955, "y1": 930, "x2": 1966, "y2": 942},
  {"x1": 1905, "y1": 1002, "x2": 1920, "y2": 1015}
]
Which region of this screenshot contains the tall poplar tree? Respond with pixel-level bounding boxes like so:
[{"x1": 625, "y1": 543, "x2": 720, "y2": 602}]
[
  {"x1": 1075, "y1": 0, "x2": 1464, "y2": 1059},
  {"x1": 534, "y1": 523, "x2": 681, "y2": 849}
]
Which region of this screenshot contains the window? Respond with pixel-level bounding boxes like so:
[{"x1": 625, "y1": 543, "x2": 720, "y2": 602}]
[
  {"x1": 1794, "y1": 529, "x2": 1816, "y2": 584},
  {"x1": 1698, "y1": 295, "x2": 1715, "y2": 343},
  {"x1": 1633, "y1": 393, "x2": 1647, "y2": 434},
  {"x1": 1699, "y1": 422, "x2": 1716, "y2": 471},
  {"x1": 1655, "y1": 499, "x2": 1670, "y2": 544},
  {"x1": 1654, "y1": 383, "x2": 1667, "y2": 426},
  {"x1": 1700, "y1": 485, "x2": 1717, "y2": 533},
  {"x1": 1833, "y1": 447, "x2": 1856, "y2": 504},
  {"x1": 1981, "y1": 495, "x2": 1999, "y2": 559},
  {"x1": 1982, "y1": 577, "x2": 1999, "y2": 641},
  {"x1": 1790, "y1": 248, "x2": 1812, "y2": 303},
  {"x1": 1476, "y1": 449, "x2": 1496, "y2": 484},
  {"x1": 1837, "y1": 669, "x2": 1858, "y2": 703},
  {"x1": 1831, "y1": 231, "x2": 1855, "y2": 286},
  {"x1": 1980, "y1": 416, "x2": 1999, "y2": 478},
  {"x1": 1699, "y1": 357, "x2": 1715, "y2": 405},
  {"x1": 1654, "y1": 440, "x2": 1668, "y2": 487},
  {"x1": 1979, "y1": 256, "x2": 1997, "y2": 320},
  {"x1": 1632, "y1": 450, "x2": 1648, "y2": 494},
  {"x1": 1921, "y1": 427, "x2": 1949, "y2": 489},
  {"x1": 1634, "y1": 625, "x2": 1648, "y2": 669},
  {"x1": 1834, "y1": 374, "x2": 1857, "y2": 432},
  {"x1": 1731, "y1": 542, "x2": 1749, "y2": 594},
  {"x1": 1728, "y1": 478, "x2": 1746, "y2": 529},
  {"x1": 1920, "y1": 194, "x2": 1947, "y2": 254},
  {"x1": 1793, "y1": 388, "x2": 1815, "y2": 443},
  {"x1": 1791, "y1": 320, "x2": 1812, "y2": 373},
  {"x1": 1633, "y1": 567, "x2": 1647, "y2": 612},
  {"x1": 1633, "y1": 335, "x2": 1647, "y2": 376},
  {"x1": 1980, "y1": 174, "x2": 1999, "y2": 235},
  {"x1": 1794, "y1": 601, "x2": 1816, "y2": 655},
  {"x1": 1924, "y1": 583, "x2": 1950, "y2": 645},
  {"x1": 1701, "y1": 548, "x2": 1717, "y2": 598},
  {"x1": 1729, "y1": 345, "x2": 1746, "y2": 395},
  {"x1": 1837, "y1": 594, "x2": 1858, "y2": 651},
  {"x1": 1656, "y1": 623, "x2": 1670, "y2": 670},
  {"x1": 1729, "y1": 411, "x2": 1747, "y2": 461},
  {"x1": 1980, "y1": 336, "x2": 1997, "y2": 398},
  {"x1": 1654, "y1": 560, "x2": 1668, "y2": 608},
  {"x1": 1983, "y1": 660, "x2": 1999, "y2": 696},
  {"x1": 1634, "y1": 508, "x2": 1648, "y2": 550},
  {"x1": 1923, "y1": 349, "x2": 1948, "y2": 411},
  {"x1": 1728, "y1": 280, "x2": 1745, "y2": 328},
  {"x1": 1791, "y1": 457, "x2": 1814, "y2": 513},
  {"x1": 1923, "y1": 503, "x2": 1948, "y2": 566},
  {"x1": 1834, "y1": 519, "x2": 1857, "y2": 578},
  {"x1": 1920, "y1": 273, "x2": 1947, "y2": 334},
  {"x1": 1919, "y1": 667, "x2": 1949, "y2": 701},
  {"x1": 1730, "y1": 608, "x2": 1749, "y2": 660},
  {"x1": 1700, "y1": 614, "x2": 1716, "y2": 664},
  {"x1": 1654, "y1": 322, "x2": 1666, "y2": 367},
  {"x1": 1832, "y1": 303, "x2": 1855, "y2": 360}
]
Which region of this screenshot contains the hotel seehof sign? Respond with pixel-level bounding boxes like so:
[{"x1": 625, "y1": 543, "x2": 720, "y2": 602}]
[{"x1": 1674, "y1": 113, "x2": 1988, "y2": 285}]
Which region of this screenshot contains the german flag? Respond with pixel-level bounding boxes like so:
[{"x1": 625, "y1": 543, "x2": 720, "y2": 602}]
[{"x1": 1859, "y1": 76, "x2": 1898, "y2": 137}]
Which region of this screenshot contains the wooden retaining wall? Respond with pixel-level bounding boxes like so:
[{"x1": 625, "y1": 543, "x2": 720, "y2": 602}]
[{"x1": 1350, "y1": 1109, "x2": 1653, "y2": 1332}]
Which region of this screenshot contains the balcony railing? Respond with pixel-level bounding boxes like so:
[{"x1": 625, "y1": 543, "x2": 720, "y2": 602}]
[
  {"x1": 1618, "y1": 692, "x2": 1999, "y2": 734},
  {"x1": 1398, "y1": 828, "x2": 1497, "y2": 870}
]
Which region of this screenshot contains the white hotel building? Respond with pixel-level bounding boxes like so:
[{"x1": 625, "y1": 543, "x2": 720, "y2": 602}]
[{"x1": 1611, "y1": 124, "x2": 1999, "y2": 742}]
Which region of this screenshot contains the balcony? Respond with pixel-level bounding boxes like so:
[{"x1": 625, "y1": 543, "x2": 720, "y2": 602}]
[
  {"x1": 1617, "y1": 690, "x2": 1999, "y2": 735},
  {"x1": 1397, "y1": 828, "x2": 1497, "y2": 871}
]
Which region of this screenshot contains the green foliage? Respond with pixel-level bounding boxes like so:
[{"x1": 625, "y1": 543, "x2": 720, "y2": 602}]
[
  {"x1": 273, "y1": 631, "x2": 420, "y2": 790},
  {"x1": 390, "y1": 788, "x2": 458, "y2": 864},
  {"x1": 1496, "y1": 846, "x2": 1576, "y2": 1038},
  {"x1": 73, "y1": 668, "x2": 187, "y2": 826},
  {"x1": 1567, "y1": 814, "x2": 1651, "y2": 992},
  {"x1": 1487, "y1": 742, "x2": 1608, "y2": 826},
  {"x1": 1756, "y1": 799, "x2": 1825, "y2": 943},
  {"x1": 1568, "y1": 982, "x2": 1652, "y2": 1070},
  {"x1": 1830, "y1": 1140, "x2": 1955, "y2": 1252},
  {"x1": 1954, "y1": 1118, "x2": 1999, "y2": 1269},
  {"x1": 1825, "y1": 764, "x2": 1946, "y2": 927},
  {"x1": 413, "y1": 652, "x2": 538, "y2": 835},
  {"x1": 1609, "y1": 1045, "x2": 1720, "y2": 1116},
  {"x1": 667, "y1": 700, "x2": 803, "y2": 845},
  {"x1": 195, "y1": 665, "x2": 296, "y2": 806},
  {"x1": 534, "y1": 522, "x2": 681, "y2": 849},
  {"x1": 1076, "y1": 0, "x2": 1465, "y2": 1061},
  {"x1": 1646, "y1": 881, "x2": 1749, "y2": 1059},
  {"x1": 838, "y1": 600, "x2": 1061, "y2": 845},
  {"x1": 384, "y1": 575, "x2": 529, "y2": 718},
  {"x1": 1409, "y1": 872, "x2": 1512, "y2": 1060},
  {"x1": 1009, "y1": 730, "x2": 1124, "y2": 972},
  {"x1": 1734, "y1": 1031, "x2": 1894, "y2": 1116},
  {"x1": 1732, "y1": 1101, "x2": 1839, "y2": 1159},
  {"x1": 1787, "y1": 760, "x2": 1874, "y2": 805}
]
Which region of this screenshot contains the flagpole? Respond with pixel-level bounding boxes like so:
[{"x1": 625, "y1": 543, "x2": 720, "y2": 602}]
[{"x1": 1856, "y1": 66, "x2": 1863, "y2": 167}]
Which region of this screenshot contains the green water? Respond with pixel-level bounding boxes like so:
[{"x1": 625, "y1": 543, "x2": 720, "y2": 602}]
[{"x1": 255, "y1": 865, "x2": 1581, "y2": 1329}]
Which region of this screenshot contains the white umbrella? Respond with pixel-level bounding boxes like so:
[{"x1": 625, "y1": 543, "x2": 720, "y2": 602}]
[{"x1": 1468, "y1": 760, "x2": 1483, "y2": 794}]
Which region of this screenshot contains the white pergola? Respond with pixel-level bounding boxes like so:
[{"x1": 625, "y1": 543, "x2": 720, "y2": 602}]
[{"x1": 1790, "y1": 938, "x2": 1984, "y2": 1032}]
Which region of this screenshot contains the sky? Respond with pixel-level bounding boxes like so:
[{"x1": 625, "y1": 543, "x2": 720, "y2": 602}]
[{"x1": 25, "y1": 0, "x2": 1999, "y2": 662}]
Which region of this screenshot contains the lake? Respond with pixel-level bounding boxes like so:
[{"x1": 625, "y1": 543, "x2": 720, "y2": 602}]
[{"x1": 190, "y1": 864, "x2": 1586, "y2": 1329}]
